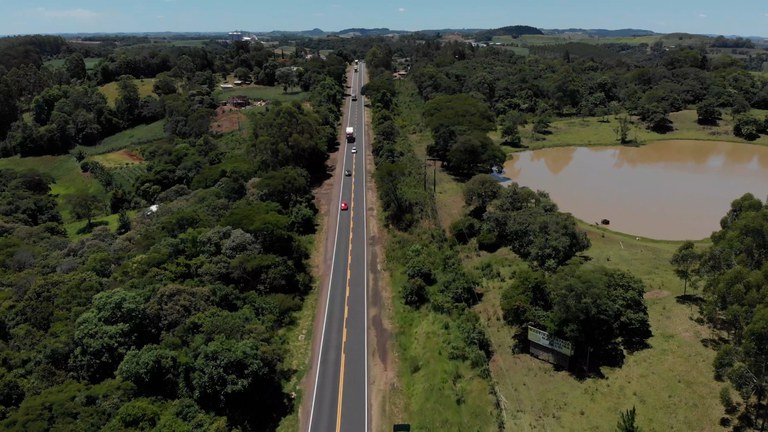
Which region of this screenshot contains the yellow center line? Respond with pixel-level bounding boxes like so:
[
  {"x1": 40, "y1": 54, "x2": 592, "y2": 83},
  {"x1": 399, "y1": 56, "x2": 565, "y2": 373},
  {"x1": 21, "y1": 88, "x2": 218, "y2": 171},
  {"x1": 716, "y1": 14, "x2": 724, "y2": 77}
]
[{"x1": 335, "y1": 152, "x2": 356, "y2": 432}]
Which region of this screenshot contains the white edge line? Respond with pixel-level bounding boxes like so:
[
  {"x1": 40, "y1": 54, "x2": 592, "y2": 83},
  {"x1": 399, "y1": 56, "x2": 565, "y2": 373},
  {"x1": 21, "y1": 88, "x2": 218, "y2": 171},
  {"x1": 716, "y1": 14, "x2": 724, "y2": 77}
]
[
  {"x1": 307, "y1": 64, "x2": 356, "y2": 432},
  {"x1": 361, "y1": 61, "x2": 370, "y2": 432}
]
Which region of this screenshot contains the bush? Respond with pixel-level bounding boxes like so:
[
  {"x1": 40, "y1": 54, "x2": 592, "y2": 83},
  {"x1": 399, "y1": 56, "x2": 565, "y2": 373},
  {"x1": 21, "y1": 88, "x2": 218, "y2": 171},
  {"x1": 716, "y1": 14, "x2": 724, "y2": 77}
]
[
  {"x1": 405, "y1": 257, "x2": 435, "y2": 285},
  {"x1": 403, "y1": 278, "x2": 428, "y2": 308}
]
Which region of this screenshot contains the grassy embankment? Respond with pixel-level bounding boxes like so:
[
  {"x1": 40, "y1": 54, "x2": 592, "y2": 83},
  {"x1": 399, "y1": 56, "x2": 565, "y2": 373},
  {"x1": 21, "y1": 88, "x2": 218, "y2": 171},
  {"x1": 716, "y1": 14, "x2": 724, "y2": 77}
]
[
  {"x1": 378, "y1": 79, "x2": 499, "y2": 431},
  {"x1": 502, "y1": 108, "x2": 768, "y2": 152},
  {"x1": 389, "y1": 79, "x2": 724, "y2": 430}
]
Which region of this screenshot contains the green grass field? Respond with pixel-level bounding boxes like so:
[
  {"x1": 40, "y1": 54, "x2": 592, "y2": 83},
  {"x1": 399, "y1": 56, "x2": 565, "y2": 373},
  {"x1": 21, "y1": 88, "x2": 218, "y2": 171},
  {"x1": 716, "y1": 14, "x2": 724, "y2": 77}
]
[
  {"x1": 0, "y1": 155, "x2": 105, "y2": 222},
  {"x1": 63, "y1": 210, "x2": 138, "y2": 240},
  {"x1": 512, "y1": 109, "x2": 768, "y2": 151},
  {"x1": 386, "y1": 246, "x2": 500, "y2": 431},
  {"x1": 469, "y1": 225, "x2": 721, "y2": 431},
  {"x1": 213, "y1": 85, "x2": 309, "y2": 103},
  {"x1": 74, "y1": 120, "x2": 166, "y2": 156},
  {"x1": 99, "y1": 78, "x2": 157, "y2": 107}
]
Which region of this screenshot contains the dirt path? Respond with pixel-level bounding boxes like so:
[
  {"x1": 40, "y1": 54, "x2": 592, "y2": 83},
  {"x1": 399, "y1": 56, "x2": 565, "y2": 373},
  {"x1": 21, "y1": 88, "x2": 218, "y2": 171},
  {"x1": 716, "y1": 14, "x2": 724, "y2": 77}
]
[{"x1": 363, "y1": 75, "x2": 403, "y2": 432}]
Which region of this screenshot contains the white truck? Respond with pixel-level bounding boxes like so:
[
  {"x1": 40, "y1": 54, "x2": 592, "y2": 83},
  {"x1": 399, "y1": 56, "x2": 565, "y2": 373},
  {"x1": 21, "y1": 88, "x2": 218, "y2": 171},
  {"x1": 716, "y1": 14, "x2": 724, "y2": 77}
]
[{"x1": 345, "y1": 126, "x2": 355, "y2": 143}]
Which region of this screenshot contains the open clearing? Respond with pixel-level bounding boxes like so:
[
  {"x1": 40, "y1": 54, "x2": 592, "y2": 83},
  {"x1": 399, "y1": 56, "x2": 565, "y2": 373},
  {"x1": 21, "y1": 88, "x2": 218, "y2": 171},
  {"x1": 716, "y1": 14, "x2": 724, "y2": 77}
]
[
  {"x1": 213, "y1": 84, "x2": 309, "y2": 103},
  {"x1": 0, "y1": 155, "x2": 105, "y2": 222},
  {"x1": 90, "y1": 149, "x2": 144, "y2": 168},
  {"x1": 510, "y1": 109, "x2": 768, "y2": 151},
  {"x1": 471, "y1": 225, "x2": 721, "y2": 431},
  {"x1": 74, "y1": 120, "x2": 166, "y2": 156},
  {"x1": 99, "y1": 78, "x2": 157, "y2": 107}
]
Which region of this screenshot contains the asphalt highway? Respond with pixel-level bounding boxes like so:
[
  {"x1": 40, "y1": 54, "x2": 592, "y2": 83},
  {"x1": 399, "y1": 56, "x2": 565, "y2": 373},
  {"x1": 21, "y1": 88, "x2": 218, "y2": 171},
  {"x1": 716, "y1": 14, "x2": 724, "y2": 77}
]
[{"x1": 307, "y1": 61, "x2": 369, "y2": 432}]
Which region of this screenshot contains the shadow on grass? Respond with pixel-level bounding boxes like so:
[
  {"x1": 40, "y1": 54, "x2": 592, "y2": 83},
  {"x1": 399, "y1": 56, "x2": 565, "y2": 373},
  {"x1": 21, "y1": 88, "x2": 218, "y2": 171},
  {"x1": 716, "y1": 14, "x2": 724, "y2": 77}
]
[
  {"x1": 502, "y1": 141, "x2": 529, "y2": 149},
  {"x1": 76, "y1": 220, "x2": 109, "y2": 235},
  {"x1": 675, "y1": 294, "x2": 705, "y2": 305},
  {"x1": 700, "y1": 335, "x2": 729, "y2": 350}
]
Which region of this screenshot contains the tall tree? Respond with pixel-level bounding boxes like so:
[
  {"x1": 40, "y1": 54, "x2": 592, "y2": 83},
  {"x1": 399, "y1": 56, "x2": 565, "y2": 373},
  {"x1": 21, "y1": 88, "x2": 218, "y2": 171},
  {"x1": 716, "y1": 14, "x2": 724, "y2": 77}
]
[
  {"x1": 68, "y1": 193, "x2": 104, "y2": 227},
  {"x1": 64, "y1": 52, "x2": 87, "y2": 82},
  {"x1": 670, "y1": 241, "x2": 701, "y2": 296},
  {"x1": 114, "y1": 75, "x2": 140, "y2": 127}
]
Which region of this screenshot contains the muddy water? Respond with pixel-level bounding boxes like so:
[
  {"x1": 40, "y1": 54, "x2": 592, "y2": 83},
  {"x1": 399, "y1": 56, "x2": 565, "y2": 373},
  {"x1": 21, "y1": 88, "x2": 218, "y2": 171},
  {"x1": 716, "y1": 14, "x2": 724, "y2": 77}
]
[{"x1": 503, "y1": 140, "x2": 768, "y2": 240}]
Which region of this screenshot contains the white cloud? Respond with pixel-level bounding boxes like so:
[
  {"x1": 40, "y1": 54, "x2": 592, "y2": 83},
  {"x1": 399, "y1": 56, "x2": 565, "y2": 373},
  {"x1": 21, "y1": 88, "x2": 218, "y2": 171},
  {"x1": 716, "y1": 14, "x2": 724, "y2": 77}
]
[
  {"x1": 698, "y1": 13, "x2": 707, "y2": 18},
  {"x1": 157, "y1": 15, "x2": 165, "y2": 19},
  {"x1": 398, "y1": 7, "x2": 406, "y2": 12},
  {"x1": 34, "y1": 7, "x2": 101, "y2": 20}
]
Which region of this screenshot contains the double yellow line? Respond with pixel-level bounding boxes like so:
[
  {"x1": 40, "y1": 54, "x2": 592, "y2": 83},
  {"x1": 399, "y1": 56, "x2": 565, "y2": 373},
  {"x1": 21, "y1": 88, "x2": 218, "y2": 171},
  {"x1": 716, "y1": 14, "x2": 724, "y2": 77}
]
[{"x1": 334, "y1": 153, "x2": 356, "y2": 432}]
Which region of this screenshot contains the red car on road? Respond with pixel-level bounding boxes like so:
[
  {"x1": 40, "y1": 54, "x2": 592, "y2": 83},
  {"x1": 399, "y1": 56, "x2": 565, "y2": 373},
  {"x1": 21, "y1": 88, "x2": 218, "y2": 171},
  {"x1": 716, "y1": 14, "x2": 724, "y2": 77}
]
[{"x1": 340, "y1": 201, "x2": 349, "y2": 211}]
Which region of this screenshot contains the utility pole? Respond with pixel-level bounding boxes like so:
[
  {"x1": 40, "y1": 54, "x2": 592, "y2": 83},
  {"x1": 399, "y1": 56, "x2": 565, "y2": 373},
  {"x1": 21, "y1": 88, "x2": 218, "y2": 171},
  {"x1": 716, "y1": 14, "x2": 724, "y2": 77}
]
[{"x1": 426, "y1": 157, "x2": 439, "y2": 194}]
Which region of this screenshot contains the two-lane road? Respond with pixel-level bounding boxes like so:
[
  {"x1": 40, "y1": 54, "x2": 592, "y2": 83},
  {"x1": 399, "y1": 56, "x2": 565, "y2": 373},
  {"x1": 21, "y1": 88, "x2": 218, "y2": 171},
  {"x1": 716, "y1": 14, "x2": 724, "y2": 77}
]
[{"x1": 308, "y1": 61, "x2": 369, "y2": 432}]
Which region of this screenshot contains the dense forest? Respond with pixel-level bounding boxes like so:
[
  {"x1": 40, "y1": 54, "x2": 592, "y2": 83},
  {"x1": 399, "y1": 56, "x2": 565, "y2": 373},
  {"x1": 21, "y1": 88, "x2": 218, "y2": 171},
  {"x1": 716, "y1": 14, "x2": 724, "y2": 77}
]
[{"x1": 0, "y1": 34, "x2": 346, "y2": 430}]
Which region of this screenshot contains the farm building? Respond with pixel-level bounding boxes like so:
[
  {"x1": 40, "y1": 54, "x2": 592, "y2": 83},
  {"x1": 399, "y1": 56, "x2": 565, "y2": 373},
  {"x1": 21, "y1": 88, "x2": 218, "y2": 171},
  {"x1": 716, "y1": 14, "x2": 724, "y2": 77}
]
[{"x1": 227, "y1": 95, "x2": 250, "y2": 108}]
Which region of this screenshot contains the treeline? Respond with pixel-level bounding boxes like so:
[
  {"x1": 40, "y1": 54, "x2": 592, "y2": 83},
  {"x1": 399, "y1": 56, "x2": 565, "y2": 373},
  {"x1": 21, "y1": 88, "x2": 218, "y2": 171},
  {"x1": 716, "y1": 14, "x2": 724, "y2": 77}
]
[
  {"x1": 670, "y1": 194, "x2": 768, "y2": 428},
  {"x1": 0, "y1": 43, "x2": 345, "y2": 431},
  {"x1": 474, "y1": 25, "x2": 544, "y2": 42},
  {"x1": 710, "y1": 36, "x2": 755, "y2": 49},
  {"x1": 366, "y1": 45, "x2": 502, "y2": 427},
  {"x1": 406, "y1": 39, "x2": 768, "y2": 137},
  {"x1": 0, "y1": 35, "x2": 68, "y2": 70}
]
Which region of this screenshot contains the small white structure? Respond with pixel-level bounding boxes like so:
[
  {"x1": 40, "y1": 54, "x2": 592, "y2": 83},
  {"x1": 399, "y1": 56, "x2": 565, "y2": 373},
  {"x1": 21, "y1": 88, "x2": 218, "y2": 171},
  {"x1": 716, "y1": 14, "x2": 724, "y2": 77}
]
[{"x1": 145, "y1": 204, "x2": 160, "y2": 216}]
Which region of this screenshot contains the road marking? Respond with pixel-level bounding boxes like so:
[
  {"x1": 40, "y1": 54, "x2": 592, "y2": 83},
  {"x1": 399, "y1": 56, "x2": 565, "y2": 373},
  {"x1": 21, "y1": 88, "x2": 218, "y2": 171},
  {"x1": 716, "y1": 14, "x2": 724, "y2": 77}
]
[
  {"x1": 360, "y1": 61, "x2": 370, "y2": 432},
  {"x1": 335, "y1": 151, "x2": 356, "y2": 432},
  {"x1": 307, "y1": 63, "x2": 358, "y2": 432}
]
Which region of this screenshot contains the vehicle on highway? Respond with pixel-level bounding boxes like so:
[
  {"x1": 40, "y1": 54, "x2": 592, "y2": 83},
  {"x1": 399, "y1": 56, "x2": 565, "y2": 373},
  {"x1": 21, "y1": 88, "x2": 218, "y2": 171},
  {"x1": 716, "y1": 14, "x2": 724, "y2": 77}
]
[
  {"x1": 345, "y1": 126, "x2": 355, "y2": 143},
  {"x1": 351, "y1": 147, "x2": 357, "y2": 153},
  {"x1": 345, "y1": 169, "x2": 351, "y2": 176},
  {"x1": 340, "y1": 201, "x2": 349, "y2": 211},
  {"x1": 351, "y1": 93, "x2": 357, "y2": 101}
]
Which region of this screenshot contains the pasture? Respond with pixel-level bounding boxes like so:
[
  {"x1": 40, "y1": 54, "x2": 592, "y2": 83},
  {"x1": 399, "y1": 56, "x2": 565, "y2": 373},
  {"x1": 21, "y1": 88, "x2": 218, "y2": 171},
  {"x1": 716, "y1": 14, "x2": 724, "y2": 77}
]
[
  {"x1": 99, "y1": 78, "x2": 157, "y2": 107},
  {"x1": 213, "y1": 85, "x2": 309, "y2": 103},
  {"x1": 471, "y1": 225, "x2": 721, "y2": 431},
  {"x1": 510, "y1": 109, "x2": 768, "y2": 151},
  {"x1": 73, "y1": 120, "x2": 166, "y2": 156},
  {"x1": 0, "y1": 155, "x2": 105, "y2": 222}
]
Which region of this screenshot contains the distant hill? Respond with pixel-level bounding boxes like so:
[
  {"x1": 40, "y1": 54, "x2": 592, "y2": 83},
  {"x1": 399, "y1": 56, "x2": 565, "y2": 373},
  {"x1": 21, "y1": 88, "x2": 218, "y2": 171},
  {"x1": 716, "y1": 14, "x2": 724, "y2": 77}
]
[
  {"x1": 474, "y1": 25, "x2": 544, "y2": 41},
  {"x1": 544, "y1": 28, "x2": 656, "y2": 37}
]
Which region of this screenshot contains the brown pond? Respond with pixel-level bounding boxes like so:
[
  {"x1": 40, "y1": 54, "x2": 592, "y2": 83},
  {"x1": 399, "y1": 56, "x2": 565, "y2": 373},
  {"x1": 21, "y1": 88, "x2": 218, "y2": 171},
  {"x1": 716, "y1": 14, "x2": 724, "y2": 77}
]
[{"x1": 503, "y1": 140, "x2": 768, "y2": 240}]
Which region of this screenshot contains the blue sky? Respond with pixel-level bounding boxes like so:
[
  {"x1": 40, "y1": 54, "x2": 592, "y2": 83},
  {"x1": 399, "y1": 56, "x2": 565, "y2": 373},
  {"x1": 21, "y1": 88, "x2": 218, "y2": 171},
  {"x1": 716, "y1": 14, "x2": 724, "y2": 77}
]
[{"x1": 1, "y1": 0, "x2": 767, "y2": 36}]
